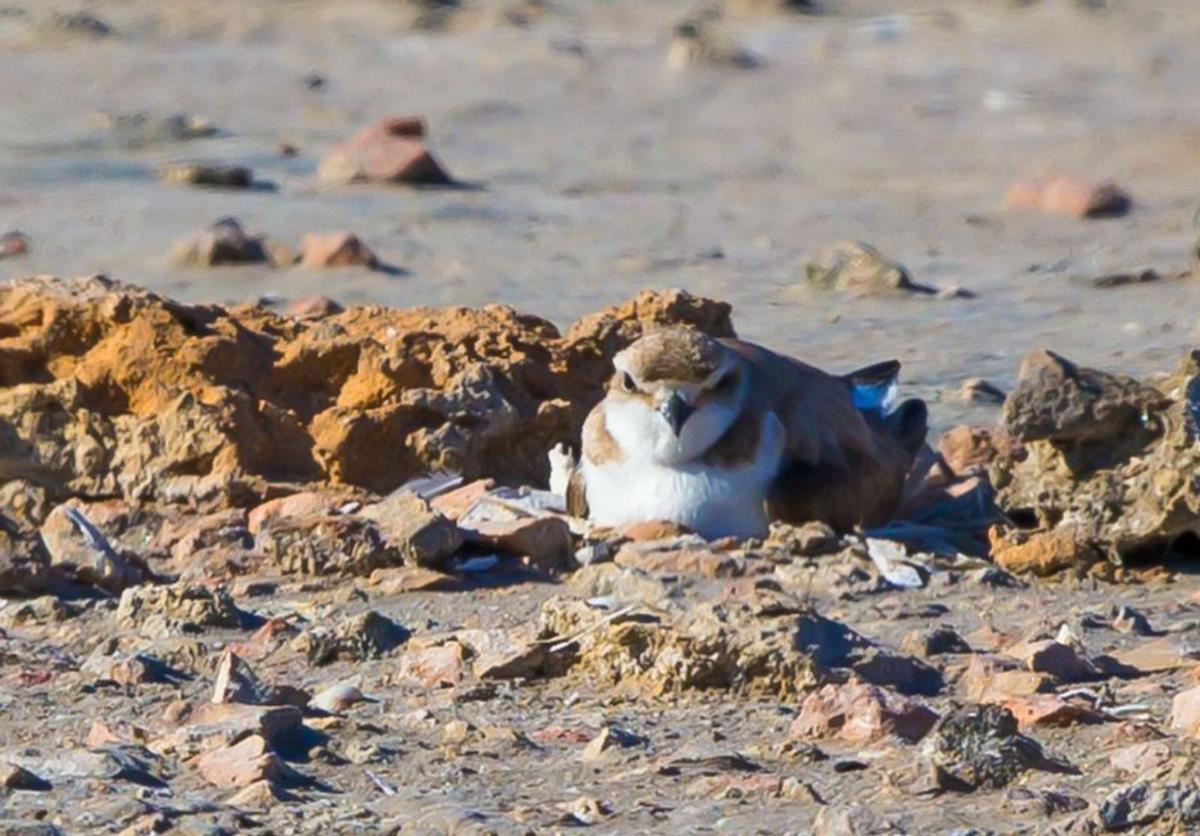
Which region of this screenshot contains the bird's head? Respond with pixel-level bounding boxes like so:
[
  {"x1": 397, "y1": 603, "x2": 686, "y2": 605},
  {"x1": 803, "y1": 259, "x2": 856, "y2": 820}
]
[{"x1": 604, "y1": 328, "x2": 747, "y2": 465}]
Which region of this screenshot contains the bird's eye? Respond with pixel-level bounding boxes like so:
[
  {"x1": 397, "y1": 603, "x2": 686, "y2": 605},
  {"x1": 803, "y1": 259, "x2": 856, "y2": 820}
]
[{"x1": 621, "y1": 372, "x2": 637, "y2": 393}]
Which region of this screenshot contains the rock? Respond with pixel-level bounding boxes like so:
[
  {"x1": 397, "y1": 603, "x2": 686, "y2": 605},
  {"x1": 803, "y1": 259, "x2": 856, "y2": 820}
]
[
  {"x1": 999, "y1": 695, "x2": 1104, "y2": 728},
  {"x1": 317, "y1": 117, "x2": 453, "y2": 186},
  {"x1": 613, "y1": 538, "x2": 743, "y2": 577},
  {"x1": 211, "y1": 650, "x2": 268, "y2": 705},
  {"x1": 1098, "y1": 781, "x2": 1200, "y2": 831},
  {"x1": 961, "y1": 655, "x2": 1053, "y2": 701},
  {"x1": 194, "y1": 736, "x2": 284, "y2": 788},
  {"x1": 256, "y1": 514, "x2": 399, "y2": 576},
  {"x1": 397, "y1": 641, "x2": 468, "y2": 687},
  {"x1": 989, "y1": 526, "x2": 1100, "y2": 576},
  {"x1": 615, "y1": 520, "x2": 694, "y2": 542},
  {"x1": 938, "y1": 425, "x2": 1019, "y2": 476},
  {"x1": 297, "y1": 610, "x2": 409, "y2": 665},
  {"x1": 804, "y1": 241, "x2": 935, "y2": 296},
  {"x1": 285, "y1": 295, "x2": 344, "y2": 319},
  {"x1": 667, "y1": 13, "x2": 760, "y2": 69},
  {"x1": 116, "y1": 582, "x2": 242, "y2": 632},
  {"x1": 959, "y1": 378, "x2": 1006, "y2": 404},
  {"x1": 300, "y1": 232, "x2": 379, "y2": 268},
  {"x1": 1110, "y1": 740, "x2": 1171, "y2": 775},
  {"x1": 993, "y1": 348, "x2": 1200, "y2": 560},
  {"x1": 1004, "y1": 638, "x2": 1098, "y2": 683},
  {"x1": 160, "y1": 162, "x2": 253, "y2": 188},
  {"x1": 1170, "y1": 684, "x2": 1200, "y2": 738},
  {"x1": 0, "y1": 231, "x2": 29, "y2": 259},
  {"x1": 367, "y1": 565, "x2": 459, "y2": 594},
  {"x1": 764, "y1": 521, "x2": 841, "y2": 556},
  {"x1": 919, "y1": 704, "x2": 1076, "y2": 791},
  {"x1": 1006, "y1": 176, "x2": 1132, "y2": 218},
  {"x1": 460, "y1": 515, "x2": 572, "y2": 571},
  {"x1": 246, "y1": 490, "x2": 365, "y2": 534},
  {"x1": 310, "y1": 683, "x2": 365, "y2": 713},
  {"x1": 901, "y1": 625, "x2": 971, "y2": 658},
  {"x1": 1004, "y1": 787, "x2": 1089, "y2": 817},
  {"x1": 1108, "y1": 636, "x2": 1188, "y2": 673},
  {"x1": 86, "y1": 720, "x2": 150, "y2": 748},
  {"x1": 358, "y1": 493, "x2": 464, "y2": 568},
  {"x1": 171, "y1": 218, "x2": 278, "y2": 267},
  {"x1": 176, "y1": 703, "x2": 302, "y2": 749},
  {"x1": 812, "y1": 804, "x2": 905, "y2": 835},
  {"x1": 580, "y1": 726, "x2": 641, "y2": 762},
  {"x1": 92, "y1": 112, "x2": 216, "y2": 146},
  {"x1": 456, "y1": 627, "x2": 549, "y2": 680},
  {"x1": 429, "y1": 479, "x2": 495, "y2": 521},
  {"x1": 43, "y1": 11, "x2": 112, "y2": 37},
  {"x1": 226, "y1": 779, "x2": 291, "y2": 807},
  {"x1": 1077, "y1": 267, "x2": 1164, "y2": 289},
  {"x1": 790, "y1": 682, "x2": 938, "y2": 744},
  {"x1": 0, "y1": 762, "x2": 50, "y2": 791},
  {"x1": 39, "y1": 502, "x2": 147, "y2": 591}
]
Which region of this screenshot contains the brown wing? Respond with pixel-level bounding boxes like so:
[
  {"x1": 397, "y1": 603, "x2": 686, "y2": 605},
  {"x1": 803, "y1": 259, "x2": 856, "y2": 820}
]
[
  {"x1": 566, "y1": 468, "x2": 589, "y2": 518},
  {"x1": 720, "y1": 339, "x2": 880, "y2": 468},
  {"x1": 567, "y1": 402, "x2": 626, "y2": 519},
  {"x1": 720, "y1": 339, "x2": 926, "y2": 531}
]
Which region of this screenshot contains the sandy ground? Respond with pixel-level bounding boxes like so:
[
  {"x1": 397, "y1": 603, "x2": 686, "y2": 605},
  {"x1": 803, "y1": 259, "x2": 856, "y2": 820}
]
[{"x1": 4, "y1": 1, "x2": 1200, "y2": 834}]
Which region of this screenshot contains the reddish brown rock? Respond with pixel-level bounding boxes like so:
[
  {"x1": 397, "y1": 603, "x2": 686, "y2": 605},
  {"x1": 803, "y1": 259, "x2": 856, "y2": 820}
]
[
  {"x1": 999, "y1": 696, "x2": 1104, "y2": 729},
  {"x1": 367, "y1": 565, "x2": 460, "y2": 594},
  {"x1": 211, "y1": 649, "x2": 267, "y2": 704},
  {"x1": 429, "y1": 479, "x2": 495, "y2": 521},
  {"x1": 87, "y1": 720, "x2": 150, "y2": 748},
  {"x1": 247, "y1": 490, "x2": 363, "y2": 534},
  {"x1": 961, "y1": 655, "x2": 1053, "y2": 701},
  {"x1": 1006, "y1": 176, "x2": 1131, "y2": 219},
  {"x1": 456, "y1": 627, "x2": 548, "y2": 680},
  {"x1": 300, "y1": 232, "x2": 378, "y2": 269},
  {"x1": 0, "y1": 230, "x2": 29, "y2": 259},
  {"x1": 317, "y1": 117, "x2": 453, "y2": 185},
  {"x1": 938, "y1": 425, "x2": 1019, "y2": 476},
  {"x1": 194, "y1": 735, "x2": 284, "y2": 788},
  {"x1": 286, "y1": 295, "x2": 344, "y2": 319},
  {"x1": 615, "y1": 520, "x2": 694, "y2": 542},
  {"x1": 790, "y1": 682, "x2": 938, "y2": 744},
  {"x1": 1005, "y1": 639, "x2": 1097, "y2": 683}
]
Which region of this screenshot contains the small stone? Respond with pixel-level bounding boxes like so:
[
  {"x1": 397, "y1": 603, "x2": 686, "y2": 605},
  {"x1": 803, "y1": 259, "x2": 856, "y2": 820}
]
[
  {"x1": 0, "y1": 762, "x2": 50, "y2": 791},
  {"x1": 615, "y1": 520, "x2": 694, "y2": 542},
  {"x1": 39, "y1": 502, "x2": 146, "y2": 592},
  {"x1": 429, "y1": 479, "x2": 495, "y2": 521},
  {"x1": 116, "y1": 582, "x2": 242, "y2": 632},
  {"x1": 790, "y1": 682, "x2": 938, "y2": 744},
  {"x1": 298, "y1": 610, "x2": 409, "y2": 665},
  {"x1": 358, "y1": 492, "x2": 464, "y2": 568},
  {"x1": 177, "y1": 703, "x2": 303, "y2": 749},
  {"x1": 989, "y1": 526, "x2": 1100, "y2": 576},
  {"x1": 195, "y1": 735, "x2": 284, "y2": 788},
  {"x1": 580, "y1": 727, "x2": 634, "y2": 763},
  {"x1": 170, "y1": 218, "x2": 270, "y2": 267},
  {"x1": 804, "y1": 240, "x2": 935, "y2": 296},
  {"x1": 87, "y1": 720, "x2": 150, "y2": 748},
  {"x1": 317, "y1": 116, "x2": 454, "y2": 186},
  {"x1": 285, "y1": 296, "x2": 344, "y2": 319},
  {"x1": 1005, "y1": 638, "x2": 1098, "y2": 683},
  {"x1": 456, "y1": 627, "x2": 548, "y2": 680},
  {"x1": 1169, "y1": 684, "x2": 1200, "y2": 738},
  {"x1": 310, "y1": 683, "x2": 365, "y2": 713},
  {"x1": 764, "y1": 521, "x2": 841, "y2": 556},
  {"x1": 901, "y1": 625, "x2": 972, "y2": 658},
  {"x1": 300, "y1": 232, "x2": 379, "y2": 268},
  {"x1": 45, "y1": 11, "x2": 112, "y2": 37},
  {"x1": 961, "y1": 655, "x2": 1053, "y2": 701},
  {"x1": 938, "y1": 425, "x2": 1019, "y2": 476},
  {"x1": 0, "y1": 231, "x2": 29, "y2": 259},
  {"x1": 813, "y1": 804, "x2": 905, "y2": 836},
  {"x1": 441, "y1": 719, "x2": 472, "y2": 745},
  {"x1": 160, "y1": 162, "x2": 254, "y2": 188},
  {"x1": 211, "y1": 649, "x2": 267, "y2": 705},
  {"x1": 959, "y1": 378, "x2": 1006, "y2": 404},
  {"x1": 226, "y1": 779, "x2": 291, "y2": 807},
  {"x1": 246, "y1": 490, "x2": 359, "y2": 534},
  {"x1": 256, "y1": 514, "x2": 398, "y2": 577},
  {"x1": 1006, "y1": 175, "x2": 1131, "y2": 218},
  {"x1": 1109, "y1": 740, "x2": 1171, "y2": 775},
  {"x1": 1109, "y1": 636, "x2": 1186, "y2": 673},
  {"x1": 367, "y1": 565, "x2": 460, "y2": 594}
]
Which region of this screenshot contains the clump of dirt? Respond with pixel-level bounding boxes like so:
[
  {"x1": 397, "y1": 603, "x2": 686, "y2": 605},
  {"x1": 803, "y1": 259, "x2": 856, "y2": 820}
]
[
  {"x1": 990, "y1": 348, "x2": 1200, "y2": 565},
  {"x1": 0, "y1": 276, "x2": 730, "y2": 511}
]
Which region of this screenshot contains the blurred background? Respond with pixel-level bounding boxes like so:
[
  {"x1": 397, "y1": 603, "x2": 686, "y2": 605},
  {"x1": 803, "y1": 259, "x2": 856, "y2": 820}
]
[{"x1": 2, "y1": 0, "x2": 1199, "y2": 430}]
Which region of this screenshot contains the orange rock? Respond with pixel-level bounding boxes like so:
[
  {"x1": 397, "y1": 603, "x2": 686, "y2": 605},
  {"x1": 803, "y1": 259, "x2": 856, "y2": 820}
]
[
  {"x1": 367, "y1": 565, "x2": 460, "y2": 594},
  {"x1": 461, "y1": 516, "x2": 572, "y2": 571},
  {"x1": 613, "y1": 542, "x2": 743, "y2": 578},
  {"x1": 960, "y1": 655, "x2": 1053, "y2": 701},
  {"x1": 300, "y1": 232, "x2": 378, "y2": 269},
  {"x1": 247, "y1": 491, "x2": 361, "y2": 534},
  {"x1": 317, "y1": 116, "x2": 453, "y2": 185},
  {"x1": 1004, "y1": 639, "x2": 1097, "y2": 683},
  {"x1": 1109, "y1": 740, "x2": 1171, "y2": 775},
  {"x1": 1006, "y1": 176, "x2": 1132, "y2": 218},
  {"x1": 194, "y1": 735, "x2": 284, "y2": 788},
  {"x1": 989, "y1": 526, "x2": 1100, "y2": 576},
  {"x1": 790, "y1": 682, "x2": 938, "y2": 744},
  {"x1": 938, "y1": 425, "x2": 1018, "y2": 475},
  {"x1": 616, "y1": 520, "x2": 693, "y2": 542},
  {"x1": 87, "y1": 719, "x2": 150, "y2": 748}
]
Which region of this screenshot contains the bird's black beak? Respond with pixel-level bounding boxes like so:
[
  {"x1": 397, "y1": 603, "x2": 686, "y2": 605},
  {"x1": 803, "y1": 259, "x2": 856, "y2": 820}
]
[{"x1": 659, "y1": 393, "x2": 694, "y2": 437}]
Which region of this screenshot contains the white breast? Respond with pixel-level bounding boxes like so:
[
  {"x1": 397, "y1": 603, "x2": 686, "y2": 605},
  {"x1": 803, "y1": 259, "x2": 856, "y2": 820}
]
[{"x1": 582, "y1": 412, "x2": 784, "y2": 540}]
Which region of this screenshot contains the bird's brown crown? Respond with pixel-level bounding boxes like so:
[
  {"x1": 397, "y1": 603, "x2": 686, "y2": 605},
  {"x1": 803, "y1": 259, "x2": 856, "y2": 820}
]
[{"x1": 616, "y1": 328, "x2": 725, "y2": 385}]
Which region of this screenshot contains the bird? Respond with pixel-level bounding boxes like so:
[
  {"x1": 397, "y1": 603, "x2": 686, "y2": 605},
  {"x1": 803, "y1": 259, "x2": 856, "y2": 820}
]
[{"x1": 548, "y1": 328, "x2": 927, "y2": 540}]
